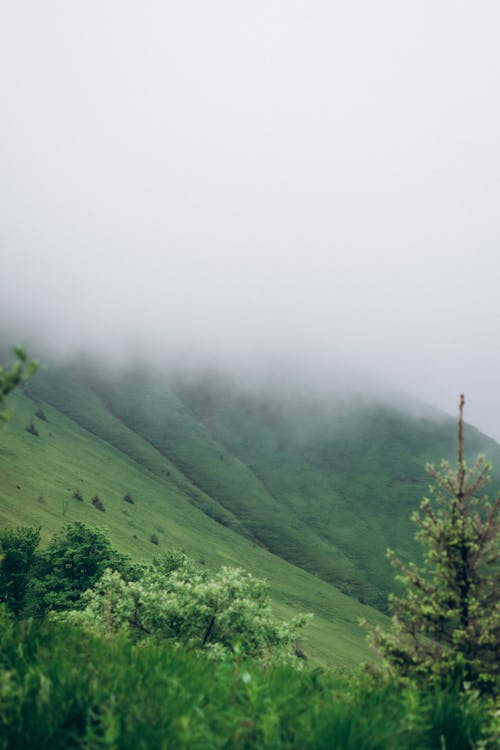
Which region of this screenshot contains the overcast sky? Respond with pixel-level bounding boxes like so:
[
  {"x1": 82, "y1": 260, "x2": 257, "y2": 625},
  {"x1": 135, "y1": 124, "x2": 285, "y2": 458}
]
[{"x1": 1, "y1": 1, "x2": 500, "y2": 438}]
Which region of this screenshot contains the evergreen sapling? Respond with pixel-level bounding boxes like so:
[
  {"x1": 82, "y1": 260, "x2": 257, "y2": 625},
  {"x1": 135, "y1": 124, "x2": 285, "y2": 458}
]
[{"x1": 371, "y1": 395, "x2": 499, "y2": 693}]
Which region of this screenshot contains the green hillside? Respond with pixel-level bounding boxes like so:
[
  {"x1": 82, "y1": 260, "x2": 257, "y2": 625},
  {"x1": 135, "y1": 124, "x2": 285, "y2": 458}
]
[
  {"x1": 1, "y1": 359, "x2": 499, "y2": 668},
  {"x1": 27, "y1": 363, "x2": 500, "y2": 606}
]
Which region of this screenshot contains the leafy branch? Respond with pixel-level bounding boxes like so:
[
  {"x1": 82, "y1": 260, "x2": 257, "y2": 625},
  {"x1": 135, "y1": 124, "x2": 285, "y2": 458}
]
[{"x1": 0, "y1": 346, "x2": 38, "y2": 423}]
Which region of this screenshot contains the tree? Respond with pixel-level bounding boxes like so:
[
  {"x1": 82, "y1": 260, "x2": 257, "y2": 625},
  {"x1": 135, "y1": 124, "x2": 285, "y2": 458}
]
[
  {"x1": 0, "y1": 346, "x2": 38, "y2": 423},
  {"x1": 371, "y1": 396, "x2": 500, "y2": 693},
  {"x1": 0, "y1": 527, "x2": 40, "y2": 616},
  {"x1": 32, "y1": 522, "x2": 131, "y2": 614}
]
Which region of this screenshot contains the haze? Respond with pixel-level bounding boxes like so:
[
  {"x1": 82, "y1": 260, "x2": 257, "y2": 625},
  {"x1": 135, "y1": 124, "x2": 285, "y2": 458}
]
[{"x1": 1, "y1": 2, "x2": 500, "y2": 438}]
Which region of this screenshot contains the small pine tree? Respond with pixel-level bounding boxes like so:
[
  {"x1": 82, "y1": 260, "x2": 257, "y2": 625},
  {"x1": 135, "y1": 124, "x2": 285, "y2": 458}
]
[{"x1": 371, "y1": 396, "x2": 499, "y2": 694}]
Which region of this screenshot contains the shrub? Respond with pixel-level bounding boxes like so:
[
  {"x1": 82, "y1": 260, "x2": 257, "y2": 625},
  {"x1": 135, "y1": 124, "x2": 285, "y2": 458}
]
[
  {"x1": 72, "y1": 488, "x2": 84, "y2": 502},
  {"x1": 91, "y1": 494, "x2": 105, "y2": 512},
  {"x1": 123, "y1": 492, "x2": 135, "y2": 504},
  {"x1": 35, "y1": 408, "x2": 47, "y2": 422},
  {"x1": 25, "y1": 420, "x2": 39, "y2": 436},
  {"x1": 153, "y1": 549, "x2": 202, "y2": 578},
  {"x1": 149, "y1": 533, "x2": 159, "y2": 545},
  {"x1": 65, "y1": 564, "x2": 311, "y2": 662}
]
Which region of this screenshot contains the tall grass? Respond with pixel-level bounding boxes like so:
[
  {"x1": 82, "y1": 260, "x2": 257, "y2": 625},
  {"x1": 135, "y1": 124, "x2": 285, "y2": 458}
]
[{"x1": 0, "y1": 615, "x2": 493, "y2": 749}]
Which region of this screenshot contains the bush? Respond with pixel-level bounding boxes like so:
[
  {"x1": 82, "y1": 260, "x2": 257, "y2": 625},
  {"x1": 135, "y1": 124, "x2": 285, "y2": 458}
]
[
  {"x1": 153, "y1": 549, "x2": 202, "y2": 577},
  {"x1": 64, "y1": 563, "x2": 311, "y2": 663},
  {"x1": 72, "y1": 488, "x2": 84, "y2": 502},
  {"x1": 123, "y1": 492, "x2": 135, "y2": 504},
  {"x1": 25, "y1": 420, "x2": 39, "y2": 437},
  {"x1": 91, "y1": 494, "x2": 105, "y2": 512}
]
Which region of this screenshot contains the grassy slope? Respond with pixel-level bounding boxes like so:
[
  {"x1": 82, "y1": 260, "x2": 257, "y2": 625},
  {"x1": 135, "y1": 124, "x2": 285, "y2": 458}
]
[
  {"x1": 0, "y1": 386, "x2": 385, "y2": 669},
  {"x1": 2, "y1": 362, "x2": 499, "y2": 668},
  {"x1": 63, "y1": 367, "x2": 500, "y2": 609}
]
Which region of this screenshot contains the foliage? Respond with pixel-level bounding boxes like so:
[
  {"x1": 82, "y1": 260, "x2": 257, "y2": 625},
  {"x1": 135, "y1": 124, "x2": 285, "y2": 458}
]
[
  {"x1": 30, "y1": 522, "x2": 131, "y2": 615},
  {"x1": 152, "y1": 548, "x2": 204, "y2": 577},
  {"x1": 0, "y1": 520, "x2": 308, "y2": 663},
  {"x1": 0, "y1": 346, "x2": 38, "y2": 423},
  {"x1": 63, "y1": 563, "x2": 311, "y2": 662},
  {"x1": 371, "y1": 396, "x2": 500, "y2": 693},
  {"x1": 0, "y1": 616, "x2": 495, "y2": 750},
  {"x1": 0, "y1": 527, "x2": 40, "y2": 616},
  {"x1": 91, "y1": 494, "x2": 106, "y2": 511}
]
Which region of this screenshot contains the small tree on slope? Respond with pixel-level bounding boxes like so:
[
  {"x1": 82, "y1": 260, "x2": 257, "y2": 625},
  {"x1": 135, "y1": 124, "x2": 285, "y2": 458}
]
[
  {"x1": 0, "y1": 346, "x2": 38, "y2": 423},
  {"x1": 371, "y1": 395, "x2": 499, "y2": 693}
]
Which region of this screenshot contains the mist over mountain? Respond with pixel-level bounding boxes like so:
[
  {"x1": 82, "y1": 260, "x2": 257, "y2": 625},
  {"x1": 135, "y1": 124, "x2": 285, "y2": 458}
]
[
  {"x1": 1, "y1": 2, "x2": 500, "y2": 439},
  {"x1": 2, "y1": 10, "x2": 500, "y2": 743}
]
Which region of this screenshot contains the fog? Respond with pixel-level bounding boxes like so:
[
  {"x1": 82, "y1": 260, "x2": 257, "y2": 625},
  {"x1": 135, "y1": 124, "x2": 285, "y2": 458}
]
[{"x1": 1, "y1": 2, "x2": 500, "y2": 438}]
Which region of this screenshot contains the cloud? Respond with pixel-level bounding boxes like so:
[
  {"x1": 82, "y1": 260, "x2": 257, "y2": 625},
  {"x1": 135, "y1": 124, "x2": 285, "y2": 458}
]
[{"x1": 1, "y1": 1, "x2": 500, "y2": 438}]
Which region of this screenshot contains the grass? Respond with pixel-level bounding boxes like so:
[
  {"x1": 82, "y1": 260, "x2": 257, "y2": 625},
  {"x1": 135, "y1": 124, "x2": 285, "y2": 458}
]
[{"x1": 0, "y1": 616, "x2": 493, "y2": 750}]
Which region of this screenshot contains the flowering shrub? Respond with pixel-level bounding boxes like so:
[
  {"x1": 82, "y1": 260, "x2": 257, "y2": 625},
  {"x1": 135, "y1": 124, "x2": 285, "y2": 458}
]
[{"x1": 62, "y1": 562, "x2": 311, "y2": 661}]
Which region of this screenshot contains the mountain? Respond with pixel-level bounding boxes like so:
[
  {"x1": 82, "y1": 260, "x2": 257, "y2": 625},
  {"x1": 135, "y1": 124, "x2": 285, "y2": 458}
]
[{"x1": 1, "y1": 358, "x2": 499, "y2": 667}]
